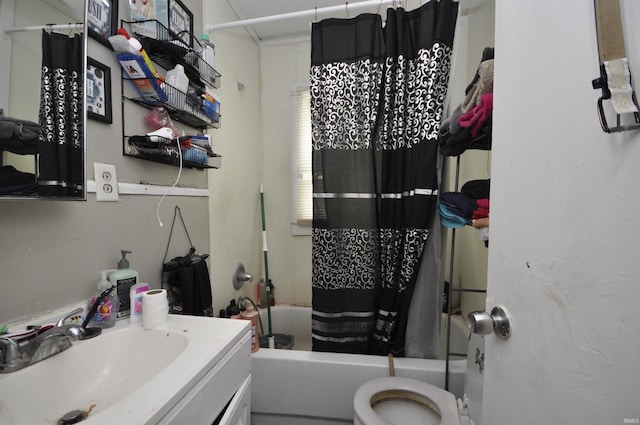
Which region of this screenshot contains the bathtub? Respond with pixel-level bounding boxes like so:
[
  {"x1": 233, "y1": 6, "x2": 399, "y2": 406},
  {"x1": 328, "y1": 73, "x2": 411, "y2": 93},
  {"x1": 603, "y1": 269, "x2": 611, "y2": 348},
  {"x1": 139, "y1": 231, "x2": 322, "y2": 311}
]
[{"x1": 251, "y1": 305, "x2": 469, "y2": 425}]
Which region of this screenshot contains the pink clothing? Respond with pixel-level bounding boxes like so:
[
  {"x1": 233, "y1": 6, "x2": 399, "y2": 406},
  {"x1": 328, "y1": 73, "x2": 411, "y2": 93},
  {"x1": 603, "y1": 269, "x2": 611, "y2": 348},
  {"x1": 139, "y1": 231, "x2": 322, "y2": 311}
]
[
  {"x1": 476, "y1": 198, "x2": 490, "y2": 209},
  {"x1": 459, "y1": 93, "x2": 493, "y2": 138}
]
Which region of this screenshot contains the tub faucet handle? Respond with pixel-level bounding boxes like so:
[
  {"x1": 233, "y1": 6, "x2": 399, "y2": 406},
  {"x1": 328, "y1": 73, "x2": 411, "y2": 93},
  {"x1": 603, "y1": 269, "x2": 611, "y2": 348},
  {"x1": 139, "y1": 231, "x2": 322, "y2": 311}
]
[{"x1": 232, "y1": 263, "x2": 253, "y2": 289}]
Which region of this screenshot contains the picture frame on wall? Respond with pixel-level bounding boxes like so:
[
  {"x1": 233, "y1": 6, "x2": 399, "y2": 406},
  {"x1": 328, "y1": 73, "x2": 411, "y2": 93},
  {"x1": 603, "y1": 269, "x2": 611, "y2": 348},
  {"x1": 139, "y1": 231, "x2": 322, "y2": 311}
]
[
  {"x1": 129, "y1": 0, "x2": 168, "y2": 39},
  {"x1": 168, "y1": 0, "x2": 193, "y2": 47},
  {"x1": 86, "y1": 58, "x2": 112, "y2": 124},
  {"x1": 87, "y1": 0, "x2": 118, "y2": 49}
]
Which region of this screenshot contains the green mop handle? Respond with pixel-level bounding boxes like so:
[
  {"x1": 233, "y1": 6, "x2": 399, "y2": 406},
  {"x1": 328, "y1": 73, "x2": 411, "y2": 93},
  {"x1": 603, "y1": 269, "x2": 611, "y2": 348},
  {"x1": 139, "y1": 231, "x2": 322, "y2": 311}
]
[{"x1": 260, "y1": 185, "x2": 273, "y2": 337}]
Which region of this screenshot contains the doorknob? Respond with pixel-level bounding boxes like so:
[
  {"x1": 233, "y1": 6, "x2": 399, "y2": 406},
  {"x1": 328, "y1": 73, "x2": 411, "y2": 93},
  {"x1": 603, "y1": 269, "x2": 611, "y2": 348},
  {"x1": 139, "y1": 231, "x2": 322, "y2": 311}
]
[{"x1": 467, "y1": 306, "x2": 511, "y2": 338}]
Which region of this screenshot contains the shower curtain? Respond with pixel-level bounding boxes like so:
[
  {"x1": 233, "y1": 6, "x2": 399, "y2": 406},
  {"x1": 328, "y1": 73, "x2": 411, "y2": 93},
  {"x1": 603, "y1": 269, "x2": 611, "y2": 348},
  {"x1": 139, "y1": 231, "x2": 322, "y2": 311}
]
[
  {"x1": 311, "y1": 0, "x2": 457, "y2": 356},
  {"x1": 38, "y1": 30, "x2": 84, "y2": 197}
]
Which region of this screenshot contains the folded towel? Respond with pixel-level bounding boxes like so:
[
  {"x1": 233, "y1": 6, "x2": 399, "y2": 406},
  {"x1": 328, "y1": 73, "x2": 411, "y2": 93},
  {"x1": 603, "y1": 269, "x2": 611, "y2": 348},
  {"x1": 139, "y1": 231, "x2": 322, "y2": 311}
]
[{"x1": 0, "y1": 116, "x2": 40, "y2": 141}]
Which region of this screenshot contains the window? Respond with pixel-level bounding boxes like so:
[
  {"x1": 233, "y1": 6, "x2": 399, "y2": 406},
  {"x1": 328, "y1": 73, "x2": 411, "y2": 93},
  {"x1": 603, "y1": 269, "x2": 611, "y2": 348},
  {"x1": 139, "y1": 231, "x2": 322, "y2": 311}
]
[{"x1": 292, "y1": 87, "x2": 312, "y2": 228}]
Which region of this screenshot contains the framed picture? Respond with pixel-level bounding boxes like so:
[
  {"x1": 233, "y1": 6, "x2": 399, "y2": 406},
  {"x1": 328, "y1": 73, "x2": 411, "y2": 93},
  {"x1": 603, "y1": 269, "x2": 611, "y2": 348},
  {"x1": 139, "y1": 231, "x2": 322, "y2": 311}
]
[
  {"x1": 86, "y1": 58, "x2": 112, "y2": 124},
  {"x1": 129, "y1": 0, "x2": 167, "y2": 39},
  {"x1": 87, "y1": 0, "x2": 118, "y2": 49},
  {"x1": 168, "y1": 0, "x2": 193, "y2": 47}
]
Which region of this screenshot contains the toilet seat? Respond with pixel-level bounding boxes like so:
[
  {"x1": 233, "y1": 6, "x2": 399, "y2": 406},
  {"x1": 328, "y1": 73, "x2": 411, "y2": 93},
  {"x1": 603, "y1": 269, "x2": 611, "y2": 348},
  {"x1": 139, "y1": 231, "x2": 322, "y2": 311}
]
[{"x1": 353, "y1": 376, "x2": 461, "y2": 425}]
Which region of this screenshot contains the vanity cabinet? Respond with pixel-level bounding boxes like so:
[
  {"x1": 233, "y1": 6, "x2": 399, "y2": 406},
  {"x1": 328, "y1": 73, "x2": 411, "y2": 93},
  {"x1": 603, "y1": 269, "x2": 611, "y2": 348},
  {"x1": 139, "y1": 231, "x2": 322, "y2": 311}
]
[
  {"x1": 120, "y1": 20, "x2": 221, "y2": 170},
  {"x1": 158, "y1": 330, "x2": 252, "y2": 425}
]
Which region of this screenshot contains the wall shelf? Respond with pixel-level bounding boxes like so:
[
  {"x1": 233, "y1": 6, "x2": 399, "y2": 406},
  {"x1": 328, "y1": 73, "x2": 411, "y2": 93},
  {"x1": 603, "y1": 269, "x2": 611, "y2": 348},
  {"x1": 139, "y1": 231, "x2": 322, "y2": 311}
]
[
  {"x1": 119, "y1": 20, "x2": 222, "y2": 170},
  {"x1": 125, "y1": 135, "x2": 220, "y2": 170},
  {"x1": 123, "y1": 19, "x2": 221, "y2": 89},
  {"x1": 123, "y1": 78, "x2": 221, "y2": 130}
]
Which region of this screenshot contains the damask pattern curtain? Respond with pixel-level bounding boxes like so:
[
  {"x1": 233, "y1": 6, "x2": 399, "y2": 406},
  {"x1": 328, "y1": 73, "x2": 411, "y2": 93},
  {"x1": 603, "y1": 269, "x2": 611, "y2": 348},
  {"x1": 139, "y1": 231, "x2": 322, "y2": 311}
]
[
  {"x1": 311, "y1": 0, "x2": 458, "y2": 356},
  {"x1": 38, "y1": 30, "x2": 84, "y2": 197}
]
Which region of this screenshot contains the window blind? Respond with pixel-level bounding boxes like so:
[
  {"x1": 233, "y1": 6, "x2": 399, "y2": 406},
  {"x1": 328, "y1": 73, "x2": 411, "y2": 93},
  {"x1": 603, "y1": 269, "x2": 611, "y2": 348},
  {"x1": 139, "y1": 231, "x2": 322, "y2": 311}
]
[{"x1": 294, "y1": 89, "x2": 312, "y2": 225}]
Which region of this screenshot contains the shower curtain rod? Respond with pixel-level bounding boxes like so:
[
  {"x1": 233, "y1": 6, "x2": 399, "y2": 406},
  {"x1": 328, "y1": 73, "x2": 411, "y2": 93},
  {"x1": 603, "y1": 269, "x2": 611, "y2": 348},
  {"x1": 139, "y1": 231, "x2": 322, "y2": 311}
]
[
  {"x1": 206, "y1": 0, "x2": 396, "y2": 32},
  {"x1": 4, "y1": 23, "x2": 83, "y2": 35}
]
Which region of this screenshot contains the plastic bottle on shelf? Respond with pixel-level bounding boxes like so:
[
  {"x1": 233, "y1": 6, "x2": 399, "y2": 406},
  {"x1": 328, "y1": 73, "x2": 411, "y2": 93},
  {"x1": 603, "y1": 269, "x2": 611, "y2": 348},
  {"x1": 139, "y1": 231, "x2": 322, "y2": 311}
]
[
  {"x1": 109, "y1": 34, "x2": 167, "y2": 102},
  {"x1": 199, "y1": 33, "x2": 216, "y2": 84},
  {"x1": 164, "y1": 64, "x2": 189, "y2": 108},
  {"x1": 117, "y1": 28, "x2": 160, "y2": 80}
]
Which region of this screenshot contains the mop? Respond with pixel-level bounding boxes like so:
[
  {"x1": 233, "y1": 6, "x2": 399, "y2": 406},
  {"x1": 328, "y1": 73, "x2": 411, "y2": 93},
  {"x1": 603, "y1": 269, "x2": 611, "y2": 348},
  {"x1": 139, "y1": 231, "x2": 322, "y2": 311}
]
[
  {"x1": 259, "y1": 185, "x2": 294, "y2": 350},
  {"x1": 260, "y1": 184, "x2": 274, "y2": 348}
]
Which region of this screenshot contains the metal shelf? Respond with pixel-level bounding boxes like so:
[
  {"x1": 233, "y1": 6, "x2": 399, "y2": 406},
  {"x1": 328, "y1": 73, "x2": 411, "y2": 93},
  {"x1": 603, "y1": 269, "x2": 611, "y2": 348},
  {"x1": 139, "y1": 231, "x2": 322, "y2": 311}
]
[{"x1": 122, "y1": 19, "x2": 221, "y2": 89}]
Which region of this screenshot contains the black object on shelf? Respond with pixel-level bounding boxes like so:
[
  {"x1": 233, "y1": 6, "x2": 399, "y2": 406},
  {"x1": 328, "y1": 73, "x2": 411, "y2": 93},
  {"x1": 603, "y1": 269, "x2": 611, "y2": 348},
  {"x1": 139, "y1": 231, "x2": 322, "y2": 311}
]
[{"x1": 126, "y1": 135, "x2": 220, "y2": 170}]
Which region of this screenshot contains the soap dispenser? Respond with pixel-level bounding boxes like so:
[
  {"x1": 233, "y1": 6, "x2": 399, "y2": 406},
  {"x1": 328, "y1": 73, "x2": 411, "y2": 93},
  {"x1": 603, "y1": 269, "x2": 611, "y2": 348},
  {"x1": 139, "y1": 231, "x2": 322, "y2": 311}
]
[
  {"x1": 109, "y1": 250, "x2": 139, "y2": 318},
  {"x1": 86, "y1": 270, "x2": 119, "y2": 328}
]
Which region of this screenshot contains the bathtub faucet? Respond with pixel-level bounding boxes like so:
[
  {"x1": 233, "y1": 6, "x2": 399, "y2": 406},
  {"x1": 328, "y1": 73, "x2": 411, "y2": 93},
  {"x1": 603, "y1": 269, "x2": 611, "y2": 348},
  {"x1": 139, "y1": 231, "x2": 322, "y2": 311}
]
[{"x1": 232, "y1": 263, "x2": 253, "y2": 289}]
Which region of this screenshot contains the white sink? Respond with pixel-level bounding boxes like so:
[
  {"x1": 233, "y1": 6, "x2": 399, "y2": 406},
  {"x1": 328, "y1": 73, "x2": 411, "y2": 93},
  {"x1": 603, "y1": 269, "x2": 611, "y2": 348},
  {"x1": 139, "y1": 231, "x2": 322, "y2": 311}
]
[{"x1": 0, "y1": 314, "x2": 249, "y2": 425}]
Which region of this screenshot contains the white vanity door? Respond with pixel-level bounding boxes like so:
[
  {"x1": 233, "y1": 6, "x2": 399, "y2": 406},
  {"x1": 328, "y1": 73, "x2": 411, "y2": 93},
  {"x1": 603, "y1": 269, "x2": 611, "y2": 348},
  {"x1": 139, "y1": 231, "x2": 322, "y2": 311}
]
[
  {"x1": 157, "y1": 330, "x2": 251, "y2": 425},
  {"x1": 217, "y1": 375, "x2": 251, "y2": 425}
]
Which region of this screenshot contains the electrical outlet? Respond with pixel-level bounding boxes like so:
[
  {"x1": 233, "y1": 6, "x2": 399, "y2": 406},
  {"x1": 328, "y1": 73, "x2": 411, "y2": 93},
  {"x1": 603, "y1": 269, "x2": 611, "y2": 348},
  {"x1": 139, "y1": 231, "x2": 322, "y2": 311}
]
[{"x1": 94, "y1": 163, "x2": 119, "y2": 201}]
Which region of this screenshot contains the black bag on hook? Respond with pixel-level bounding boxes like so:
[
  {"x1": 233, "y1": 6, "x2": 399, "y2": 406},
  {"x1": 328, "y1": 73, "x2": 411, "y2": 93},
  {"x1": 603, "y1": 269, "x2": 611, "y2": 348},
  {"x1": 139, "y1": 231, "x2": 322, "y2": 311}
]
[{"x1": 162, "y1": 206, "x2": 213, "y2": 317}]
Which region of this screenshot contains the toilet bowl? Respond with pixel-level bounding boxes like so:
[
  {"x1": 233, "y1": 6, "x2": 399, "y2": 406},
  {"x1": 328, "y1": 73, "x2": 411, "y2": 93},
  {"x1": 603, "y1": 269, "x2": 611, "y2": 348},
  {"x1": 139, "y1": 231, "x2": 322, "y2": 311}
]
[
  {"x1": 354, "y1": 376, "x2": 461, "y2": 425},
  {"x1": 354, "y1": 333, "x2": 484, "y2": 425}
]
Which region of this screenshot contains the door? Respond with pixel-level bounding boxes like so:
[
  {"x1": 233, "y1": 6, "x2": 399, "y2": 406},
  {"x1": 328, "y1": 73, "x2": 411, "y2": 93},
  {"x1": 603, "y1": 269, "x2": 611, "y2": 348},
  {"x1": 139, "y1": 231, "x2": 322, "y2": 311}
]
[{"x1": 484, "y1": 1, "x2": 640, "y2": 424}]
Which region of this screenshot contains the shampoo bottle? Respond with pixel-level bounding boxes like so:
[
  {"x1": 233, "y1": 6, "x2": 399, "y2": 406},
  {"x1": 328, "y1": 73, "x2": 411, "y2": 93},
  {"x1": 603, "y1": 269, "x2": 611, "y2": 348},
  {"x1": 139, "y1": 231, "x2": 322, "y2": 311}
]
[
  {"x1": 86, "y1": 270, "x2": 119, "y2": 328},
  {"x1": 109, "y1": 250, "x2": 139, "y2": 318},
  {"x1": 225, "y1": 299, "x2": 241, "y2": 319},
  {"x1": 240, "y1": 302, "x2": 260, "y2": 353}
]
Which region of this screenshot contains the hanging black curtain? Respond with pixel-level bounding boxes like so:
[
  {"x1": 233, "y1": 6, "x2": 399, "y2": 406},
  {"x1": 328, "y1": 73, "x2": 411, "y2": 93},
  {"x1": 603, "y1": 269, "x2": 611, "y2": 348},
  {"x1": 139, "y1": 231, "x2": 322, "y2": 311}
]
[
  {"x1": 38, "y1": 30, "x2": 84, "y2": 197},
  {"x1": 311, "y1": 0, "x2": 458, "y2": 355}
]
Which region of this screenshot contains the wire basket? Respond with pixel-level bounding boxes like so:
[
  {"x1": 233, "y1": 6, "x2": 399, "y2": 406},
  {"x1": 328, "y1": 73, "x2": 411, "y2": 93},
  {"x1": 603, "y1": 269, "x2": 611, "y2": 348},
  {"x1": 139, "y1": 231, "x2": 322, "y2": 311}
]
[{"x1": 181, "y1": 144, "x2": 208, "y2": 165}]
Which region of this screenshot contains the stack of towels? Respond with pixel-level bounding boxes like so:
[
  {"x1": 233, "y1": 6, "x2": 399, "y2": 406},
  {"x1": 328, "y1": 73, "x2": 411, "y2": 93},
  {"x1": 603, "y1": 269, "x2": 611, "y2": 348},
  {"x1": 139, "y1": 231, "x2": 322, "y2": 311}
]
[{"x1": 439, "y1": 179, "x2": 490, "y2": 229}]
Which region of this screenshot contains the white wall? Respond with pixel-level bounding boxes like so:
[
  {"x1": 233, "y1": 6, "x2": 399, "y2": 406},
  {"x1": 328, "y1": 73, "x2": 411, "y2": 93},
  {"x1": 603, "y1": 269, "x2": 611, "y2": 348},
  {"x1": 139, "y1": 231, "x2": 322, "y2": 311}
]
[
  {"x1": 203, "y1": 1, "x2": 262, "y2": 313},
  {"x1": 258, "y1": 41, "x2": 312, "y2": 307},
  {"x1": 485, "y1": 0, "x2": 640, "y2": 423}
]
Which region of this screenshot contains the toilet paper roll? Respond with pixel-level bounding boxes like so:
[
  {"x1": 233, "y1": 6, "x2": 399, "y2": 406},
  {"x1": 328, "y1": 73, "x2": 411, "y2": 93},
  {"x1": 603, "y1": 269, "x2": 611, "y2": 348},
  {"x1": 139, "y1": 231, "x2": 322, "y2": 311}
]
[{"x1": 142, "y1": 289, "x2": 168, "y2": 329}]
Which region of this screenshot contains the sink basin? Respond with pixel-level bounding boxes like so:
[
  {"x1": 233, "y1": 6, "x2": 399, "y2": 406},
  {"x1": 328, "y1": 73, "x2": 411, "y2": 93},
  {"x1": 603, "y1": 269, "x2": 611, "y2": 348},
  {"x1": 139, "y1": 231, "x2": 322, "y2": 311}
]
[
  {"x1": 0, "y1": 314, "x2": 249, "y2": 425},
  {"x1": 0, "y1": 327, "x2": 186, "y2": 424}
]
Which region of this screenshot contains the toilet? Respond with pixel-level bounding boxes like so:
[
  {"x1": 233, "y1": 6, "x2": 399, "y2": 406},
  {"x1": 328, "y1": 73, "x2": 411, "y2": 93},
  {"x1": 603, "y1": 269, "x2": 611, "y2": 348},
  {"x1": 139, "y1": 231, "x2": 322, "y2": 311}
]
[{"x1": 353, "y1": 333, "x2": 485, "y2": 425}]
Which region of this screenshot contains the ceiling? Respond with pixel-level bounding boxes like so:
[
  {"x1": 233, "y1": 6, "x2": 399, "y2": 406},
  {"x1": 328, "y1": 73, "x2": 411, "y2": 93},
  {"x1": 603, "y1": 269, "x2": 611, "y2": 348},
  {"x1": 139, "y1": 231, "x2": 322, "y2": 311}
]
[{"x1": 222, "y1": 0, "x2": 424, "y2": 44}]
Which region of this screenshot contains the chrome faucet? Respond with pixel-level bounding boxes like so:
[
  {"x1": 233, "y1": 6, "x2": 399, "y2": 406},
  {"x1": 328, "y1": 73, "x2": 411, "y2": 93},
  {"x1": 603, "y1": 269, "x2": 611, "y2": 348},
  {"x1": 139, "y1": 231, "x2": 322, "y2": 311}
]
[{"x1": 0, "y1": 307, "x2": 100, "y2": 374}]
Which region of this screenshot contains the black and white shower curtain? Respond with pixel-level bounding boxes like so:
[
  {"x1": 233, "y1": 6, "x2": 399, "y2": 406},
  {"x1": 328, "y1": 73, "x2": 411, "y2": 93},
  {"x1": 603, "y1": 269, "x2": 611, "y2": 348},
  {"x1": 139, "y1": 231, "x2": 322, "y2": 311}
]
[
  {"x1": 38, "y1": 30, "x2": 84, "y2": 197},
  {"x1": 311, "y1": 0, "x2": 458, "y2": 356}
]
